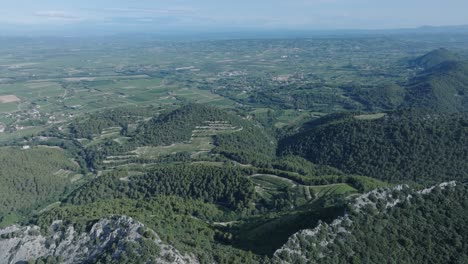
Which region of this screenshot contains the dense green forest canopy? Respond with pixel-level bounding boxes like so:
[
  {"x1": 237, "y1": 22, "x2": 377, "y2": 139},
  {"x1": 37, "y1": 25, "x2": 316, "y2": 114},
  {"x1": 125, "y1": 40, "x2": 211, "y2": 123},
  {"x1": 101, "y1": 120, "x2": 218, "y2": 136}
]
[
  {"x1": 134, "y1": 104, "x2": 277, "y2": 166},
  {"x1": 35, "y1": 196, "x2": 263, "y2": 263},
  {"x1": 69, "y1": 107, "x2": 156, "y2": 139},
  {"x1": 66, "y1": 165, "x2": 256, "y2": 210},
  {"x1": 133, "y1": 104, "x2": 241, "y2": 146},
  {"x1": 347, "y1": 83, "x2": 406, "y2": 111},
  {"x1": 406, "y1": 61, "x2": 468, "y2": 112},
  {"x1": 274, "y1": 183, "x2": 468, "y2": 264},
  {"x1": 70, "y1": 104, "x2": 277, "y2": 169},
  {"x1": 345, "y1": 49, "x2": 467, "y2": 112},
  {"x1": 279, "y1": 109, "x2": 468, "y2": 183},
  {"x1": 410, "y1": 48, "x2": 459, "y2": 69},
  {"x1": 1, "y1": 38, "x2": 468, "y2": 264},
  {"x1": 0, "y1": 147, "x2": 78, "y2": 227}
]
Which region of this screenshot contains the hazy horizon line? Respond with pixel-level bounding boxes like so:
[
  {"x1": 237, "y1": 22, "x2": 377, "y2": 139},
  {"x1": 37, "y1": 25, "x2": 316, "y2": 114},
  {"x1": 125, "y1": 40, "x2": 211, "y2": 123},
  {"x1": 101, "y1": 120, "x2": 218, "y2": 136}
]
[{"x1": 1, "y1": 23, "x2": 467, "y2": 39}]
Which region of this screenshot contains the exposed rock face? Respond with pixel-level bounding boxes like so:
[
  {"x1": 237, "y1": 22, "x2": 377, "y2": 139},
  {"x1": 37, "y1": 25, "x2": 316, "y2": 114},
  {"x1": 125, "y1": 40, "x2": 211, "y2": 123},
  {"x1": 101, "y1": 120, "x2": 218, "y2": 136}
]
[
  {"x1": 0, "y1": 215, "x2": 198, "y2": 264},
  {"x1": 272, "y1": 182, "x2": 457, "y2": 264}
]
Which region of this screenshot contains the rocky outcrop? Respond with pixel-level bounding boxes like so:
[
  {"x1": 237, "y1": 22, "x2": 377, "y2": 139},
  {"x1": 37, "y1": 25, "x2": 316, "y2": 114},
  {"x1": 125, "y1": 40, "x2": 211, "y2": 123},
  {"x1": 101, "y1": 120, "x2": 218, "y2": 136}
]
[
  {"x1": 0, "y1": 215, "x2": 198, "y2": 264},
  {"x1": 272, "y1": 182, "x2": 457, "y2": 264}
]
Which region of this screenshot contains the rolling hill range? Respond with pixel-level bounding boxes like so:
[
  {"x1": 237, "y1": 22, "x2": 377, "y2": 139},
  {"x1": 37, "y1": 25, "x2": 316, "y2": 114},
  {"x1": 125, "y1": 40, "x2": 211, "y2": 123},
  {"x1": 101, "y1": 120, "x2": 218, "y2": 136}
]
[
  {"x1": 349, "y1": 49, "x2": 468, "y2": 112},
  {"x1": 406, "y1": 60, "x2": 468, "y2": 112},
  {"x1": 133, "y1": 104, "x2": 277, "y2": 166},
  {"x1": 273, "y1": 182, "x2": 468, "y2": 264},
  {"x1": 278, "y1": 110, "x2": 468, "y2": 183},
  {"x1": 1, "y1": 33, "x2": 468, "y2": 264},
  {"x1": 0, "y1": 147, "x2": 79, "y2": 227},
  {"x1": 52, "y1": 104, "x2": 277, "y2": 171},
  {"x1": 410, "y1": 48, "x2": 459, "y2": 69},
  {"x1": 0, "y1": 103, "x2": 467, "y2": 263}
]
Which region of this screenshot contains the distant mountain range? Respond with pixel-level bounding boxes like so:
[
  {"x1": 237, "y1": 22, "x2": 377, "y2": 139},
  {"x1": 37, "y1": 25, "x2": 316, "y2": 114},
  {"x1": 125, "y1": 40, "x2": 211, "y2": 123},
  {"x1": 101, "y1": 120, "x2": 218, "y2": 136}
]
[
  {"x1": 278, "y1": 109, "x2": 468, "y2": 183},
  {"x1": 1, "y1": 24, "x2": 468, "y2": 39}
]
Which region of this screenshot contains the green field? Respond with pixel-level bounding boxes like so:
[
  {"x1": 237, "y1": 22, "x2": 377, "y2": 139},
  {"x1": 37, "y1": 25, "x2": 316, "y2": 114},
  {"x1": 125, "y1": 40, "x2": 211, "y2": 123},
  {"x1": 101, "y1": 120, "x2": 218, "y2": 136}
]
[
  {"x1": 0, "y1": 35, "x2": 467, "y2": 263},
  {"x1": 0, "y1": 102, "x2": 17, "y2": 113},
  {"x1": 251, "y1": 174, "x2": 357, "y2": 206}
]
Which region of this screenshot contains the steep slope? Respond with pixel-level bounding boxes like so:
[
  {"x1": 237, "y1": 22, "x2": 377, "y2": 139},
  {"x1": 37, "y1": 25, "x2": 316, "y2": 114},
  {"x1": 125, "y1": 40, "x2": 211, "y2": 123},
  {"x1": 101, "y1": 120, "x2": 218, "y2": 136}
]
[
  {"x1": 0, "y1": 215, "x2": 197, "y2": 264},
  {"x1": 66, "y1": 165, "x2": 256, "y2": 210},
  {"x1": 133, "y1": 103, "x2": 276, "y2": 166},
  {"x1": 0, "y1": 147, "x2": 79, "y2": 226},
  {"x1": 410, "y1": 48, "x2": 459, "y2": 69},
  {"x1": 73, "y1": 104, "x2": 276, "y2": 169},
  {"x1": 406, "y1": 61, "x2": 468, "y2": 112},
  {"x1": 352, "y1": 83, "x2": 406, "y2": 110},
  {"x1": 33, "y1": 195, "x2": 265, "y2": 263},
  {"x1": 278, "y1": 110, "x2": 468, "y2": 183},
  {"x1": 133, "y1": 104, "x2": 242, "y2": 146},
  {"x1": 69, "y1": 106, "x2": 156, "y2": 139},
  {"x1": 273, "y1": 182, "x2": 467, "y2": 264}
]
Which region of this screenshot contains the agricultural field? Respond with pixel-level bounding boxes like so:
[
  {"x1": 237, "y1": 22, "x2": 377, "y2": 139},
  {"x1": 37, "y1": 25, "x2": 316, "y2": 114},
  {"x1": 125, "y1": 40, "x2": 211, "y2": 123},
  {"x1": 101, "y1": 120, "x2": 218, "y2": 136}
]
[
  {"x1": 1, "y1": 35, "x2": 465, "y2": 143},
  {"x1": 1, "y1": 34, "x2": 468, "y2": 263}
]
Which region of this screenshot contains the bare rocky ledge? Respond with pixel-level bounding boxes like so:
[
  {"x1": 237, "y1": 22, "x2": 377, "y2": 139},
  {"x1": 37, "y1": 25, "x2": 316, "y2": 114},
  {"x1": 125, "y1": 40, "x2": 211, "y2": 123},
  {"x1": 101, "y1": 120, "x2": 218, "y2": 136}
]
[{"x1": 0, "y1": 215, "x2": 198, "y2": 264}]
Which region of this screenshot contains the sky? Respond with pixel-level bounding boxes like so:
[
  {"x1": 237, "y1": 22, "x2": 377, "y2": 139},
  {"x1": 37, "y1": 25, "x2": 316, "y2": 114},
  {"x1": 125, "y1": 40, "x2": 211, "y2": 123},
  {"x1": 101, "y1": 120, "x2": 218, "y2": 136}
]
[{"x1": 1, "y1": 0, "x2": 468, "y2": 35}]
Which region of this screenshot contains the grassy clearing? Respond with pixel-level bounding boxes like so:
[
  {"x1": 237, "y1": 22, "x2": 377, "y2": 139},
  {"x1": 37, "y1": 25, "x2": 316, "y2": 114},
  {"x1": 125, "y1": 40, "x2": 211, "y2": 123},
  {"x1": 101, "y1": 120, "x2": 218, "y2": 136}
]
[
  {"x1": 191, "y1": 161, "x2": 225, "y2": 166},
  {"x1": 135, "y1": 136, "x2": 214, "y2": 158},
  {"x1": 0, "y1": 126, "x2": 45, "y2": 144},
  {"x1": 251, "y1": 173, "x2": 358, "y2": 207},
  {"x1": 354, "y1": 113, "x2": 386, "y2": 120},
  {"x1": 173, "y1": 88, "x2": 236, "y2": 107},
  {"x1": 310, "y1": 183, "x2": 358, "y2": 197},
  {"x1": 251, "y1": 174, "x2": 295, "y2": 189},
  {"x1": 251, "y1": 175, "x2": 296, "y2": 202},
  {"x1": 274, "y1": 109, "x2": 325, "y2": 128}
]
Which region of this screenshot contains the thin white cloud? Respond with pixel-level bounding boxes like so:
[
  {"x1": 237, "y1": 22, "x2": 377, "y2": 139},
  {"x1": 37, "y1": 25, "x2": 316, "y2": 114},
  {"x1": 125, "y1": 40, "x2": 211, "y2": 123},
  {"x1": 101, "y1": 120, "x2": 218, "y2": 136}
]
[
  {"x1": 35, "y1": 11, "x2": 76, "y2": 18},
  {"x1": 0, "y1": 1, "x2": 466, "y2": 33},
  {"x1": 102, "y1": 7, "x2": 196, "y2": 16}
]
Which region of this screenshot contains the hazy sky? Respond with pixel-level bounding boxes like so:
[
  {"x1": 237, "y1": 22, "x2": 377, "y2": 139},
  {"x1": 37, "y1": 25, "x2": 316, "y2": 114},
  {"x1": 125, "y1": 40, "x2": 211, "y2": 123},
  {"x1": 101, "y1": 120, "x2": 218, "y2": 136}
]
[{"x1": 1, "y1": 0, "x2": 467, "y2": 34}]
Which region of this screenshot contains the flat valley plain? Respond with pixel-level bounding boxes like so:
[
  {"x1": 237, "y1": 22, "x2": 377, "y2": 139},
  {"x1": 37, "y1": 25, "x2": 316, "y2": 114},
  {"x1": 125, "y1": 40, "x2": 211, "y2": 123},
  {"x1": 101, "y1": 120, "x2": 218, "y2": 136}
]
[
  {"x1": 1, "y1": 34, "x2": 468, "y2": 263},
  {"x1": 1, "y1": 35, "x2": 466, "y2": 143}
]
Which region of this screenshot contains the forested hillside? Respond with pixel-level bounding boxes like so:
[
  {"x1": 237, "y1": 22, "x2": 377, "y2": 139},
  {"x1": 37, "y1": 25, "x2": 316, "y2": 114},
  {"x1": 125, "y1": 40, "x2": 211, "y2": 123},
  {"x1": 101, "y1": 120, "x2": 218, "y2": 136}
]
[
  {"x1": 279, "y1": 110, "x2": 468, "y2": 183},
  {"x1": 349, "y1": 83, "x2": 406, "y2": 111},
  {"x1": 133, "y1": 104, "x2": 239, "y2": 146},
  {"x1": 69, "y1": 107, "x2": 156, "y2": 139},
  {"x1": 72, "y1": 104, "x2": 276, "y2": 169},
  {"x1": 274, "y1": 183, "x2": 468, "y2": 264},
  {"x1": 1, "y1": 37, "x2": 468, "y2": 264},
  {"x1": 0, "y1": 147, "x2": 78, "y2": 227},
  {"x1": 410, "y1": 48, "x2": 459, "y2": 69},
  {"x1": 134, "y1": 104, "x2": 276, "y2": 165},
  {"x1": 67, "y1": 165, "x2": 256, "y2": 210},
  {"x1": 406, "y1": 61, "x2": 468, "y2": 112},
  {"x1": 31, "y1": 197, "x2": 263, "y2": 263}
]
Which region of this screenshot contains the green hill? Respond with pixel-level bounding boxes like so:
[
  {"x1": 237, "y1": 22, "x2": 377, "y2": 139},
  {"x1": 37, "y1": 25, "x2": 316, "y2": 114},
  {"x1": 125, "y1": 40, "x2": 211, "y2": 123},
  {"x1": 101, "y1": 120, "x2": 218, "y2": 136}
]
[
  {"x1": 410, "y1": 48, "x2": 459, "y2": 69},
  {"x1": 67, "y1": 165, "x2": 256, "y2": 210},
  {"x1": 278, "y1": 110, "x2": 468, "y2": 183},
  {"x1": 0, "y1": 147, "x2": 79, "y2": 226},
  {"x1": 273, "y1": 183, "x2": 468, "y2": 264},
  {"x1": 351, "y1": 83, "x2": 406, "y2": 110},
  {"x1": 67, "y1": 104, "x2": 276, "y2": 169},
  {"x1": 406, "y1": 61, "x2": 468, "y2": 112},
  {"x1": 133, "y1": 104, "x2": 276, "y2": 166},
  {"x1": 133, "y1": 104, "x2": 241, "y2": 146},
  {"x1": 69, "y1": 107, "x2": 156, "y2": 139}
]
